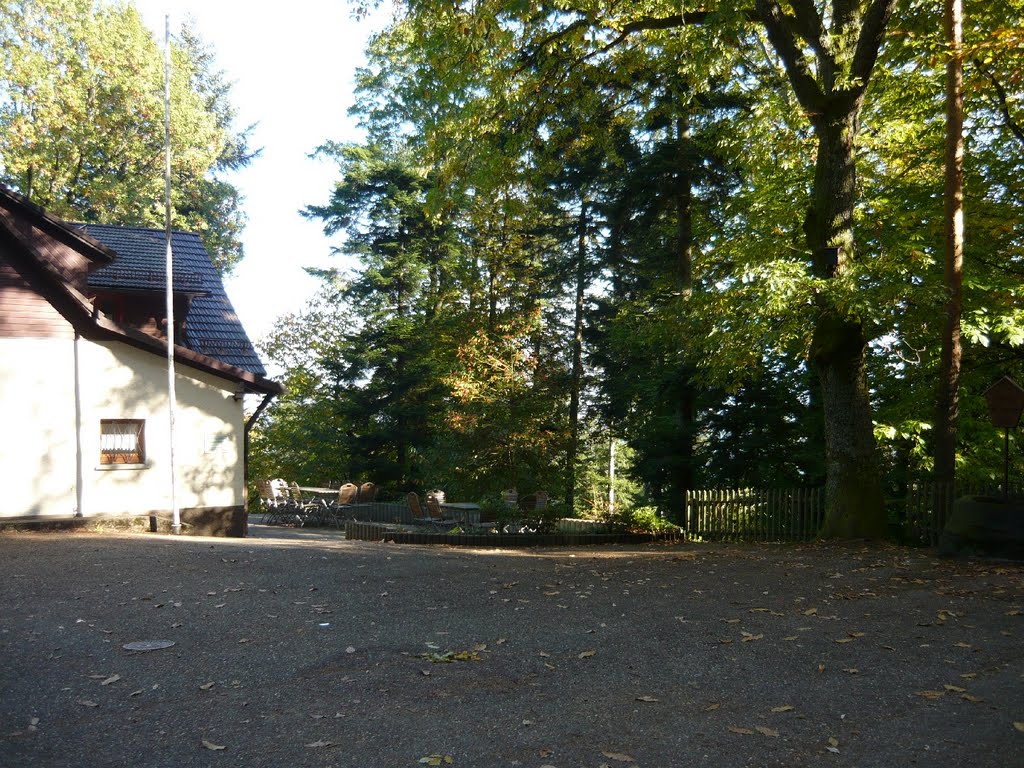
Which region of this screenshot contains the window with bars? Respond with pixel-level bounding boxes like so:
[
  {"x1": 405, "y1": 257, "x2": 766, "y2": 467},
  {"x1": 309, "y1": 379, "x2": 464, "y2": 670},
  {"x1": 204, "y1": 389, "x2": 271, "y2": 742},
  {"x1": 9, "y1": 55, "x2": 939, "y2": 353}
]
[{"x1": 99, "y1": 419, "x2": 145, "y2": 465}]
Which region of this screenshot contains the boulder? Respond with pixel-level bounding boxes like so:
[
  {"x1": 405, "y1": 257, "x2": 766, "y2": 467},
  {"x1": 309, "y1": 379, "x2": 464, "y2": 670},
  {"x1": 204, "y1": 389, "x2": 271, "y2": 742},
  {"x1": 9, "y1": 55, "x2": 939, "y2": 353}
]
[{"x1": 938, "y1": 495, "x2": 1024, "y2": 559}]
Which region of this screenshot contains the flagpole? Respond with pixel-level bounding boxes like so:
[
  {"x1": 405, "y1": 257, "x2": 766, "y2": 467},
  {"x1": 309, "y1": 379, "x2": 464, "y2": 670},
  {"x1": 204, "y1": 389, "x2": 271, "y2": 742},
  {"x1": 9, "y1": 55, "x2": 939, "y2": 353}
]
[{"x1": 164, "y1": 14, "x2": 181, "y2": 534}]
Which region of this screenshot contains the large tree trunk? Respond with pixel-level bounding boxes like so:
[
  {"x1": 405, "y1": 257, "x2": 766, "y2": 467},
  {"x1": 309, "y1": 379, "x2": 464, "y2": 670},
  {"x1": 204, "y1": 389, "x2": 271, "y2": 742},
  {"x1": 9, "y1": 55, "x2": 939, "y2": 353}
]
[
  {"x1": 934, "y1": 0, "x2": 965, "y2": 484},
  {"x1": 674, "y1": 113, "x2": 696, "y2": 499},
  {"x1": 566, "y1": 201, "x2": 587, "y2": 513},
  {"x1": 807, "y1": 115, "x2": 887, "y2": 539},
  {"x1": 757, "y1": 0, "x2": 896, "y2": 538}
]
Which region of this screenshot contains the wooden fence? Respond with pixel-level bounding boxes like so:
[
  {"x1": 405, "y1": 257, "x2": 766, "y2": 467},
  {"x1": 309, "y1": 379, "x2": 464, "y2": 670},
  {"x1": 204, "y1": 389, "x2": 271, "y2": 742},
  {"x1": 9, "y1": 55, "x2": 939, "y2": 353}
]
[
  {"x1": 684, "y1": 488, "x2": 825, "y2": 543},
  {"x1": 686, "y1": 480, "x2": 1020, "y2": 545},
  {"x1": 904, "y1": 479, "x2": 1022, "y2": 546}
]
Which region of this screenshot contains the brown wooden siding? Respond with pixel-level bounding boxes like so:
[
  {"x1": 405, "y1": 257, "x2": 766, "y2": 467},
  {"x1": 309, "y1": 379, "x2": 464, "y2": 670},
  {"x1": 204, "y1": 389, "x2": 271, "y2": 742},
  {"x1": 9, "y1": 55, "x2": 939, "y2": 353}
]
[
  {"x1": 0, "y1": 204, "x2": 94, "y2": 292},
  {"x1": 0, "y1": 252, "x2": 74, "y2": 339}
]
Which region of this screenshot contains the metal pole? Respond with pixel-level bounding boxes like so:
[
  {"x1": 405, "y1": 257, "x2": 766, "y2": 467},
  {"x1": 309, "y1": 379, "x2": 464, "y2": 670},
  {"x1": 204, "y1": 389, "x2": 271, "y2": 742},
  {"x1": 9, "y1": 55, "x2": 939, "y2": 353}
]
[
  {"x1": 609, "y1": 438, "x2": 616, "y2": 514},
  {"x1": 164, "y1": 15, "x2": 180, "y2": 534},
  {"x1": 1004, "y1": 427, "x2": 1010, "y2": 501}
]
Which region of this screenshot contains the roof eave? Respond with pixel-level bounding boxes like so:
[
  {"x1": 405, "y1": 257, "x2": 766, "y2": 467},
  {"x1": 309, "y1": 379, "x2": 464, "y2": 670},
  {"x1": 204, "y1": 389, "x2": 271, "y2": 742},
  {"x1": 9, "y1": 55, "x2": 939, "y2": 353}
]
[{"x1": 0, "y1": 186, "x2": 115, "y2": 263}]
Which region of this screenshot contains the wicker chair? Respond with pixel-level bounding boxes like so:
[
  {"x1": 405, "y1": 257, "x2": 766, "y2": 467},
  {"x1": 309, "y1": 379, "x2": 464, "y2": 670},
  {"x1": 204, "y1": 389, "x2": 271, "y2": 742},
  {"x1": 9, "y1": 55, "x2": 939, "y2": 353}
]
[
  {"x1": 358, "y1": 482, "x2": 377, "y2": 503},
  {"x1": 336, "y1": 483, "x2": 359, "y2": 506}
]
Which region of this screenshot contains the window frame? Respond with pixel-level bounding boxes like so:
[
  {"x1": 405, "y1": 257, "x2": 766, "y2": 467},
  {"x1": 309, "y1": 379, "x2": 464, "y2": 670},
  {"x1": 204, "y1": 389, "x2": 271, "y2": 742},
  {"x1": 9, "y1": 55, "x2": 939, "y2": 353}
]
[{"x1": 99, "y1": 418, "x2": 146, "y2": 466}]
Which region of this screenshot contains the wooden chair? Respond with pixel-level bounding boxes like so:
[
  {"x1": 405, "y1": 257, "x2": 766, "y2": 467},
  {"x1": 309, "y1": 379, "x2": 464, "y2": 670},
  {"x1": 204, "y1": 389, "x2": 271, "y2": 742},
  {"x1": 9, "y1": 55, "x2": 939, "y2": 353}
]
[
  {"x1": 425, "y1": 494, "x2": 444, "y2": 520},
  {"x1": 289, "y1": 481, "x2": 330, "y2": 527},
  {"x1": 322, "y1": 482, "x2": 359, "y2": 526},
  {"x1": 408, "y1": 492, "x2": 429, "y2": 522}
]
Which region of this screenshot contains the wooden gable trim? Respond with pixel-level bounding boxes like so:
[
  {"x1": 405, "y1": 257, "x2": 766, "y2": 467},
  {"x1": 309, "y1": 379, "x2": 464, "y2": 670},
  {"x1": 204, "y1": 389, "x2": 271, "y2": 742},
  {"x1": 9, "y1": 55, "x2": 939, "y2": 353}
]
[{"x1": 0, "y1": 204, "x2": 284, "y2": 396}]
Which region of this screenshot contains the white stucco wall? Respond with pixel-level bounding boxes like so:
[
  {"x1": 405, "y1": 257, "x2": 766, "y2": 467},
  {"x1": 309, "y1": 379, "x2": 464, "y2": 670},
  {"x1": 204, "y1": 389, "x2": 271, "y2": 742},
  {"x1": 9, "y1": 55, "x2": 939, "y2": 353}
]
[
  {"x1": 0, "y1": 334, "x2": 245, "y2": 518},
  {"x1": 0, "y1": 336, "x2": 80, "y2": 517}
]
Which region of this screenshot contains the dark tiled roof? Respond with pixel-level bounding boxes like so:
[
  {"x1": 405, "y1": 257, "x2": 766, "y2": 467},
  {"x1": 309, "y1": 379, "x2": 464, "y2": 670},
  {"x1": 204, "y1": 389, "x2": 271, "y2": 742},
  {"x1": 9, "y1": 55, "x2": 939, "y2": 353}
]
[{"x1": 80, "y1": 224, "x2": 267, "y2": 376}]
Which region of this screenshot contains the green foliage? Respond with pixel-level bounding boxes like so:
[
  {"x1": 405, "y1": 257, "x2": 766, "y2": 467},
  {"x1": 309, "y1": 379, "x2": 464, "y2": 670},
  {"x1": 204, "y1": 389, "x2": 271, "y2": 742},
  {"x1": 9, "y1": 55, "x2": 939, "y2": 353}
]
[
  {"x1": 254, "y1": 0, "x2": 1024, "y2": 519},
  {"x1": 602, "y1": 503, "x2": 679, "y2": 534},
  {"x1": 0, "y1": 0, "x2": 254, "y2": 272}
]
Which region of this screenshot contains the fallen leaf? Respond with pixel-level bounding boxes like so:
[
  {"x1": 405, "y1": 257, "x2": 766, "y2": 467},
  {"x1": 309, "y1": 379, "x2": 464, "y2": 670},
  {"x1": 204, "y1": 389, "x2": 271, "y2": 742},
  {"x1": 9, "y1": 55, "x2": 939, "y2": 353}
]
[
  {"x1": 1013, "y1": 722, "x2": 1024, "y2": 733},
  {"x1": 199, "y1": 682, "x2": 215, "y2": 691},
  {"x1": 755, "y1": 726, "x2": 779, "y2": 737},
  {"x1": 77, "y1": 700, "x2": 99, "y2": 708},
  {"x1": 954, "y1": 642, "x2": 972, "y2": 648},
  {"x1": 578, "y1": 650, "x2": 597, "y2": 659},
  {"x1": 944, "y1": 684, "x2": 966, "y2": 693},
  {"x1": 803, "y1": 608, "x2": 818, "y2": 616},
  {"x1": 848, "y1": 631, "x2": 865, "y2": 638},
  {"x1": 722, "y1": 618, "x2": 741, "y2": 624},
  {"x1": 843, "y1": 668, "x2": 860, "y2": 675},
  {"x1": 705, "y1": 703, "x2": 721, "y2": 711},
  {"x1": 202, "y1": 740, "x2": 226, "y2": 751},
  {"x1": 345, "y1": 646, "x2": 356, "y2": 654},
  {"x1": 741, "y1": 632, "x2": 764, "y2": 642},
  {"x1": 826, "y1": 746, "x2": 840, "y2": 754},
  {"x1": 635, "y1": 695, "x2": 659, "y2": 703},
  {"x1": 783, "y1": 636, "x2": 799, "y2": 641},
  {"x1": 962, "y1": 694, "x2": 984, "y2": 703},
  {"x1": 828, "y1": 737, "x2": 839, "y2": 747},
  {"x1": 305, "y1": 740, "x2": 337, "y2": 748},
  {"x1": 915, "y1": 690, "x2": 945, "y2": 700},
  {"x1": 770, "y1": 705, "x2": 795, "y2": 713},
  {"x1": 100, "y1": 675, "x2": 121, "y2": 686},
  {"x1": 728, "y1": 726, "x2": 755, "y2": 735},
  {"x1": 122, "y1": 640, "x2": 175, "y2": 652},
  {"x1": 418, "y1": 755, "x2": 454, "y2": 765},
  {"x1": 834, "y1": 638, "x2": 853, "y2": 644},
  {"x1": 818, "y1": 664, "x2": 826, "y2": 673},
  {"x1": 600, "y1": 751, "x2": 635, "y2": 762}
]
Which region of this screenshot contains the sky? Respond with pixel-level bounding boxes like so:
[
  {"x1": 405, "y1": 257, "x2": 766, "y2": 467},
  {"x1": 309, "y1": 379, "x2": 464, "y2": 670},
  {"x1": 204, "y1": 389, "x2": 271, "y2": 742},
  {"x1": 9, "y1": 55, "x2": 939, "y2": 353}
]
[{"x1": 133, "y1": 1, "x2": 390, "y2": 342}]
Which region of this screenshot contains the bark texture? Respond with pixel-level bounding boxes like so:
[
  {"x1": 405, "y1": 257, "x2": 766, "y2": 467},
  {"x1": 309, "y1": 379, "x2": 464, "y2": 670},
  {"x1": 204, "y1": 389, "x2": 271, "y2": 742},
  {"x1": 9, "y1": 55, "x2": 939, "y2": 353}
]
[
  {"x1": 934, "y1": 0, "x2": 964, "y2": 483},
  {"x1": 757, "y1": 0, "x2": 897, "y2": 538}
]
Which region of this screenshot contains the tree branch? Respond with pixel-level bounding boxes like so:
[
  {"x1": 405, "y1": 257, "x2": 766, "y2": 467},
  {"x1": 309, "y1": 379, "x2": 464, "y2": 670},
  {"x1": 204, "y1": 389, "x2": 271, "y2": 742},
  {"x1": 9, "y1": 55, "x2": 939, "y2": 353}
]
[
  {"x1": 787, "y1": 0, "x2": 827, "y2": 55},
  {"x1": 849, "y1": 0, "x2": 899, "y2": 95},
  {"x1": 755, "y1": 0, "x2": 824, "y2": 115},
  {"x1": 517, "y1": 9, "x2": 761, "y2": 76},
  {"x1": 978, "y1": 62, "x2": 1024, "y2": 148}
]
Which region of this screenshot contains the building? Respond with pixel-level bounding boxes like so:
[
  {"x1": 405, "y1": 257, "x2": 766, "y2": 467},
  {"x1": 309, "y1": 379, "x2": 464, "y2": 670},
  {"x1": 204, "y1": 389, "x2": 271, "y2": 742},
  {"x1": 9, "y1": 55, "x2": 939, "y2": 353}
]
[{"x1": 0, "y1": 185, "x2": 283, "y2": 535}]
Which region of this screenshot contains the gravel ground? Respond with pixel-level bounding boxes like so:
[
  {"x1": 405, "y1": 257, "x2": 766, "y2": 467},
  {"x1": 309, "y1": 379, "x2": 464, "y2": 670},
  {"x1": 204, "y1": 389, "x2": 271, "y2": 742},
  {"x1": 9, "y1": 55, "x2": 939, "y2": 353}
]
[{"x1": 0, "y1": 526, "x2": 1022, "y2": 768}]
